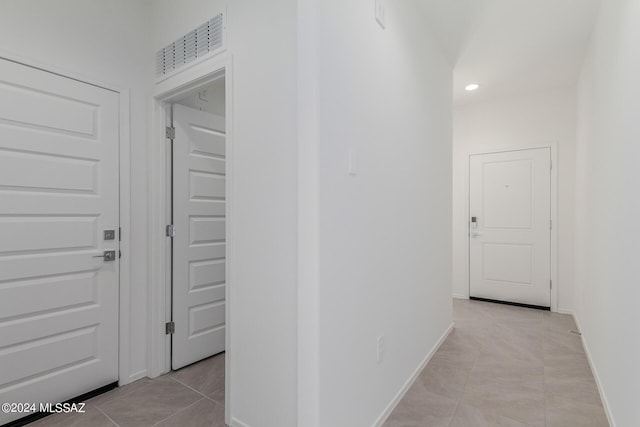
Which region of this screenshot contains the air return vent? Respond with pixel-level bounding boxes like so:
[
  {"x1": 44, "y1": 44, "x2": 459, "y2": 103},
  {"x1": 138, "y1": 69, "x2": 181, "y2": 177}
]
[{"x1": 155, "y1": 14, "x2": 225, "y2": 79}]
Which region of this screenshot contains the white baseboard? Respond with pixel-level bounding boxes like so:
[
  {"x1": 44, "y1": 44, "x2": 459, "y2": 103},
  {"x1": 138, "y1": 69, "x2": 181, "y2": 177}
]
[
  {"x1": 372, "y1": 322, "x2": 455, "y2": 427},
  {"x1": 556, "y1": 308, "x2": 573, "y2": 315},
  {"x1": 572, "y1": 314, "x2": 616, "y2": 427},
  {"x1": 124, "y1": 370, "x2": 147, "y2": 385},
  {"x1": 452, "y1": 293, "x2": 468, "y2": 300},
  {"x1": 231, "y1": 417, "x2": 251, "y2": 427}
]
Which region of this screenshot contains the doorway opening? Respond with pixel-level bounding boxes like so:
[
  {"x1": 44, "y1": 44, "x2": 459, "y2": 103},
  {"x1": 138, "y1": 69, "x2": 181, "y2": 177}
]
[
  {"x1": 169, "y1": 76, "x2": 227, "y2": 370},
  {"x1": 149, "y1": 59, "x2": 232, "y2": 425}
]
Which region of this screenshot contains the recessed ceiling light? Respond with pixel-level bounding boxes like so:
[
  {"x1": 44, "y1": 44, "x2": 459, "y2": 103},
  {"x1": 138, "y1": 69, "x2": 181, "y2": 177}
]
[{"x1": 465, "y1": 84, "x2": 480, "y2": 91}]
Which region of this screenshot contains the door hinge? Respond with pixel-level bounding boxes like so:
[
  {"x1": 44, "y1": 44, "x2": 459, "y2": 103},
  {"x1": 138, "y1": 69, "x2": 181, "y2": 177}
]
[
  {"x1": 550, "y1": 159, "x2": 553, "y2": 170},
  {"x1": 550, "y1": 279, "x2": 552, "y2": 289},
  {"x1": 166, "y1": 224, "x2": 175, "y2": 237},
  {"x1": 166, "y1": 126, "x2": 175, "y2": 140},
  {"x1": 118, "y1": 227, "x2": 122, "y2": 241},
  {"x1": 165, "y1": 321, "x2": 175, "y2": 335},
  {"x1": 550, "y1": 219, "x2": 553, "y2": 230}
]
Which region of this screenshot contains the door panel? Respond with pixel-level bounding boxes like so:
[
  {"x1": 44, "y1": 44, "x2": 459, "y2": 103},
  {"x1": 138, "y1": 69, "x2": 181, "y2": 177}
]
[
  {"x1": 469, "y1": 148, "x2": 551, "y2": 307},
  {"x1": 482, "y1": 243, "x2": 533, "y2": 284},
  {"x1": 483, "y1": 159, "x2": 533, "y2": 229},
  {"x1": 0, "y1": 150, "x2": 98, "y2": 193},
  {"x1": 0, "y1": 58, "x2": 119, "y2": 424},
  {"x1": 172, "y1": 104, "x2": 226, "y2": 370}
]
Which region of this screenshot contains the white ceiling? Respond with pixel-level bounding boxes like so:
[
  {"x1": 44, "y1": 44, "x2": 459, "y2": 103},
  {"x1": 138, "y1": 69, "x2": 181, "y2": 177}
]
[{"x1": 415, "y1": 0, "x2": 602, "y2": 106}]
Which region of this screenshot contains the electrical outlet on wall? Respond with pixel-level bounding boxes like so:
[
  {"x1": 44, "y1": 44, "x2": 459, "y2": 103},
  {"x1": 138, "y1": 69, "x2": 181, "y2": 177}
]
[
  {"x1": 375, "y1": 0, "x2": 386, "y2": 29},
  {"x1": 377, "y1": 335, "x2": 384, "y2": 364}
]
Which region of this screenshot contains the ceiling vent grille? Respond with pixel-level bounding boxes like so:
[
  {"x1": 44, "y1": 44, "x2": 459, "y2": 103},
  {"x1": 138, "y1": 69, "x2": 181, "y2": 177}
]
[{"x1": 155, "y1": 14, "x2": 225, "y2": 79}]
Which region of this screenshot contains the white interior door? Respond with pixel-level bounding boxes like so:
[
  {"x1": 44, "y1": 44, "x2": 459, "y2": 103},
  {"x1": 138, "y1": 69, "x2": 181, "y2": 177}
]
[
  {"x1": 172, "y1": 104, "x2": 226, "y2": 370},
  {"x1": 469, "y1": 148, "x2": 551, "y2": 307},
  {"x1": 0, "y1": 59, "x2": 119, "y2": 424}
]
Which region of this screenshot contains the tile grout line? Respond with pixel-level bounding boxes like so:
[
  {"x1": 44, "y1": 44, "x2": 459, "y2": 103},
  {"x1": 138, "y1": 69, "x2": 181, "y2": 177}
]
[
  {"x1": 446, "y1": 327, "x2": 484, "y2": 427},
  {"x1": 150, "y1": 397, "x2": 206, "y2": 427},
  {"x1": 445, "y1": 400, "x2": 461, "y2": 427},
  {"x1": 168, "y1": 375, "x2": 210, "y2": 400},
  {"x1": 93, "y1": 380, "x2": 156, "y2": 411},
  {"x1": 444, "y1": 318, "x2": 483, "y2": 427},
  {"x1": 204, "y1": 395, "x2": 225, "y2": 409},
  {"x1": 95, "y1": 405, "x2": 121, "y2": 427},
  {"x1": 91, "y1": 381, "x2": 157, "y2": 426}
]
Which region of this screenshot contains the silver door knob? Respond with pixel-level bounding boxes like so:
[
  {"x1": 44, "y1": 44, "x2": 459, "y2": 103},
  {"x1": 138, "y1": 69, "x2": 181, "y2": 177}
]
[
  {"x1": 93, "y1": 250, "x2": 116, "y2": 261},
  {"x1": 471, "y1": 232, "x2": 483, "y2": 238}
]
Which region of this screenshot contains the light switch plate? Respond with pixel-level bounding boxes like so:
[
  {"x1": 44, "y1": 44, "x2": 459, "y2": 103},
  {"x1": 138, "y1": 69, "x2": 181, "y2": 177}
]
[{"x1": 375, "y1": 0, "x2": 386, "y2": 29}]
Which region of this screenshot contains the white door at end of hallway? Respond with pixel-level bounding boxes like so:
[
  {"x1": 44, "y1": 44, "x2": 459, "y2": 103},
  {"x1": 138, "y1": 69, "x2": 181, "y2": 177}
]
[
  {"x1": 469, "y1": 148, "x2": 551, "y2": 307},
  {"x1": 172, "y1": 104, "x2": 226, "y2": 370},
  {"x1": 0, "y1": 59, "x2": 119, "y2": 425}
]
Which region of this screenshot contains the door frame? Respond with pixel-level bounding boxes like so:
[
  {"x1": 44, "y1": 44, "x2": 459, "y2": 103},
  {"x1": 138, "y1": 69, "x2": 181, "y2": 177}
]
[
  {"x1": 148, "y1": 53, "x2": 233, "y2": 424},
  {"x1": 466, "y1": 144, "x2": 559, "y2": 312},
  {"x1": 0, "y1": 50, "x2": 133, "y2": 385}
]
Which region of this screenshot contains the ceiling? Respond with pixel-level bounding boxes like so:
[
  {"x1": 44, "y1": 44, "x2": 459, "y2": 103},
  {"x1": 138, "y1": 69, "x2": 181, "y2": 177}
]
[{"x1": 415, "y1": 0, "x2": 602, "y2": 106}]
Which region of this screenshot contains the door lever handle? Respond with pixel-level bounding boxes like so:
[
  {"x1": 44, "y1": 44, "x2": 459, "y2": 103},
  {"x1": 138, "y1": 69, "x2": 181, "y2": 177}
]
[
  {"x1": 471, "y1": 232, "x2": 483, "y2": 238},
  {"x1": 93, "y1": 250, "x2": 116, "y2": 262}
]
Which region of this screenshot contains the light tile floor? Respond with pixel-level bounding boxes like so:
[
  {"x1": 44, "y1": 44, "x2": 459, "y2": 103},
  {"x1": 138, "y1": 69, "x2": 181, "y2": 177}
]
[
  {"x1": 27, "y1": 299, "x2": 609, "y2": 427},
  {"x1": 30, "y1": 352, "x2": 226, "y2": 427},
  {"x1": 384, "y1": 299, "x2": 609, "y2": 427}
]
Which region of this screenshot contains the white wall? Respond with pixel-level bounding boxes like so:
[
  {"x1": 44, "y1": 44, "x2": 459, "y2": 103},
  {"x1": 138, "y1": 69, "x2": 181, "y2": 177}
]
[
  {"x1": 0, "y1": 2, "x2": 454, "y2": 426},
  {"x1": 152, "y1": 1, "x2": 299, "y2": 426},
  {"x1": 0, "y1": 0, "x2": 153, "y2": 381},
  {"x1": 453, "y1": 87, "x2": 577, "y2": 312},
  {"x1": 575, "y1": 0, "x2": 640, "y2": 425},
  {"x1": 314, "y1": 1, "x2": 453, "y2": 425}
]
